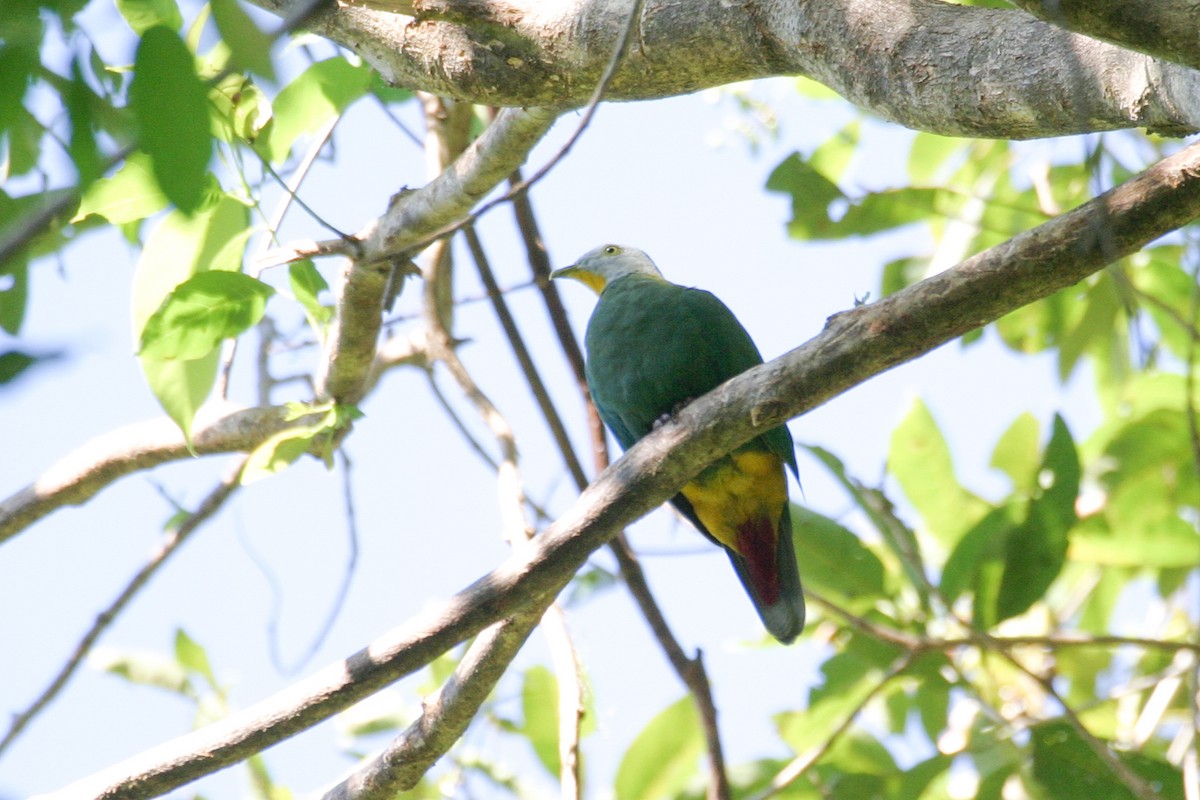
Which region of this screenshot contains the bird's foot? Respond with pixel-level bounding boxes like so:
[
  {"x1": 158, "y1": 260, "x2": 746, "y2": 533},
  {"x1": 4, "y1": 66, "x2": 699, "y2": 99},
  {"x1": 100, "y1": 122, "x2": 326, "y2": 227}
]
[{"x1": 652, "y1": 398, "x2": 695, "y2": 430}]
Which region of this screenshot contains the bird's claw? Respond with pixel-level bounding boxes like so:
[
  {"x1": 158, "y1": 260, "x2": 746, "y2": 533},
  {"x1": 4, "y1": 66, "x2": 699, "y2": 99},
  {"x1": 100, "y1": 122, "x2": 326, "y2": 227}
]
[{"x1": 652, "y1": 398, "x2": 695, "y2": 429}]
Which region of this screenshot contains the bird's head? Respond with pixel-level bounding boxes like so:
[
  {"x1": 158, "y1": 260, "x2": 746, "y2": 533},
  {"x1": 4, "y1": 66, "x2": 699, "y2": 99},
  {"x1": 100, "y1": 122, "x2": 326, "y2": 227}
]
[{"x1": 550, "y1": 244, "x2": 664, "y2": 295}]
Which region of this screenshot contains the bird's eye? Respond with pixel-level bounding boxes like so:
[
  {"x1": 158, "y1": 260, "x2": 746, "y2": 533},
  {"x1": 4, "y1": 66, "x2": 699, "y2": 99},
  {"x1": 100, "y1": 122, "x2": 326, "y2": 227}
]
[{"x1": 603, "y1": 245, "x2": 618, "y2": 255}]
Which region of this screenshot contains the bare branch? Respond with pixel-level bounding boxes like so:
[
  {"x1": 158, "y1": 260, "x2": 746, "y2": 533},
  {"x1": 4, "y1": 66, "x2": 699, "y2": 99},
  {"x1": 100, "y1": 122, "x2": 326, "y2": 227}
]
[
  {"x1": 34, "y1": 136, "x2": 1200, "y2": 800},
  {"x1": 0, "y1": 405, "x2": 324, "y2": 547},
  {"x1": 314, "y1": 105, "x2": 559, "y2": 404},
  {"x1": 319, "y1": 607, "x2": 543, "y2": 800}
]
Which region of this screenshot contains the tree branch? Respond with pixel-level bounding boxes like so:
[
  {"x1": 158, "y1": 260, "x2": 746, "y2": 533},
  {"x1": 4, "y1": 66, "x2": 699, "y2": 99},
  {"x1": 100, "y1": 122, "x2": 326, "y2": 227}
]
[
  {"x1": 314, "y1": 105, "x2": 558, "y2": 403},
  {"x1": 1007, "y1": 0, "x2": 1200, "y2": 72},
  {"x1": 33, "y1": 138, "x2": 1200, "y2": 800},
  {"x1": 0, "y1": 405, "x2": 323, "y2": 547},
  {"x1": 319, "y1": 607, "x2": 543, "y2": 800},
  {"x1": 249, "y1": 0, "x2": 1200, "y2": 137}
]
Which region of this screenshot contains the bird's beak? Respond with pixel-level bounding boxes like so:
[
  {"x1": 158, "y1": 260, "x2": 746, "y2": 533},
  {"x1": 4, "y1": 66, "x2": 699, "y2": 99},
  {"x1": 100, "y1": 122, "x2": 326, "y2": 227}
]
[{"x1": 550, "y1": 265, "x2": 606, "y2": 295}]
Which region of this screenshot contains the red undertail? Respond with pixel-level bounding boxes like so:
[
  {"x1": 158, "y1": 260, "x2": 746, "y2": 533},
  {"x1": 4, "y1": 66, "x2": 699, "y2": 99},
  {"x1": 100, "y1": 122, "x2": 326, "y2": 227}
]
[{"x1": 735, "y1": 517, "x2": 780, "y2": 605}]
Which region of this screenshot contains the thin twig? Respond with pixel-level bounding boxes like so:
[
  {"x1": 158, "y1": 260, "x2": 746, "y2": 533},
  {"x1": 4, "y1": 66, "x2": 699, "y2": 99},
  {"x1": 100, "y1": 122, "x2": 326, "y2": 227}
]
[
  {"x1": 463, "y1": 225, "x2": 588, "y2": 485},
  {"x1": 754, "y1": 652, "x2": 918, "y2": 800},
  {"x1": 268, "y1": 449, "x2": 361, "y2": 674},
  {"x1": 0, "y1": 460, "x2": 246, "y2": 757},
  {"x1": 995, "y1": 641, "x2": 1160, "y2": 800},
  {"x1": 509, "y1": 173, "x2": 609, "y2": 459},
  {"x1": 219, "y1": 115, "x2": 342, "y2": 401}
]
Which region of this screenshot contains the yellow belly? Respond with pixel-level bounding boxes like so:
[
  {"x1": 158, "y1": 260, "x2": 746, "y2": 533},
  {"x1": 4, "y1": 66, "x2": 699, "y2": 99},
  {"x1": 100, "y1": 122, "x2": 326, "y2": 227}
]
[{"x1": 679, "y1": 449, "x2": 787, "y2": 552}]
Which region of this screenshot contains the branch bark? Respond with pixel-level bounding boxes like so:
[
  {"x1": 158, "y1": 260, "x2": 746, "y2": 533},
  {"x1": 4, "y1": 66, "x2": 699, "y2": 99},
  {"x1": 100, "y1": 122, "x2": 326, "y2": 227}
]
[
  {"x1": 1007, "y1": 0, "x2": 1200, "y2": 72},
  {"x1": 0, "y1": 405, "x2": 320, "y2": 546},
  {"x1": 250, "y1": 0, "x2": 1200, "y2": 137},
  {"x1": 36, "y1": 136, "x2": 1200, "y2": 800},
  {"x1": 315, "y1": 105, "x2": 558, "y2": 403}
]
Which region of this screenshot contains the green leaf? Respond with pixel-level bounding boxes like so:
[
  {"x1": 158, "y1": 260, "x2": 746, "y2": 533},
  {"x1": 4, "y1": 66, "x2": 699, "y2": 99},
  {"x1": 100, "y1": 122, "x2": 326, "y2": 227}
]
[
  {"x1": 73, "y1": 152, "x2": 170, "y2": 224},
  {"x1": 174, "y1": 628, "x2": 217, "y2": 685},
  {"x1": 0, "y1": 260, "x2": 29, "y2": 334},
  {"x1": 907, "y1": 132, "x2": 970, "y2": 184},
  {"x1": 209, "y1": 73, "x2": 273, "y2": 143},
  {"x1": 1057, "y1": 273, "x2": 1120, "y2": 382},
  {"x1": 880, "y1": 255, "x2": 929, "y2": 296},
  {"x1": 889, "y1": 398, "x2": 989, "y2": 551},
  {"x1": 261, "y1": 57, "x2": 373, "y2": 163},
  {"x1": 132, "y1": 197, "x2": 251, "y2": 443},
  {"x1": 130, "y1": 26, "x2": 212, "y2": 213},
  {"x1": 767, "y1": 148, "x2": 951, "y2": 239},
  {"x1": 1031, "y1": 720, "x2": 1184, "y2": 800},
  {"x1": 1135, "y1": 248, "x2": 1198, "y2": 361},
  {"x1": 0, "y1": 350, "x2": 37, "y2": 385},
  {"x1": 240, "y1": 401, "x2": 359, "y2": 483},
  {"x1": 288, "y1": 260, "x2": 333, "y2": 332},
  {"x1": 790, "y1": 505, "x2": 886, "y2": 606},
  {"x1": 521, "y1": 665, "x2": 560, "y2": 778},
  {"x1": 807, "y1": 121, "x2": 859, "y2": 181},
  {"x1": 131, "y1": 197, "x2": 251, "y2": 335},
  {"x1": 615, "y1": 696, "x2": 703, "y2": 800},
  {"x1": 210, "y1": 0, "x2": 275, "y2": 79},
  {"x1": 139, "y1": 351, "x2": 221, "y2": 447},
  {"x1": 240, "y1": 425, "x2": 319, "y2": 484},
  {"x1": 989, "y1": 412, "x2": 1040, "y2": 493},
  {"x1": 995, "y1": 415, "x2": 1078, "y2": 621},
  {"x1": 766, "y1": 152, "x2": 844, "y2": 225},
  {"x1": 90, "y1": 646, "x2": 192, "y2": 696},
  {"x1": 1070, "y1": 508, "x2": 1200, "y2": 568},
  {"x1": 139, "y1": 271, "x2": 274, "y2": 360},
  {"x1": 65, "y1": 59, "x2": 102, "y2": 185},
  {"x1": 116, "y1": 0, "x2": 182, "y2": 33},
  {"x1": 939, "y1": 503, "x2": 1018, "y2": 613},
  {"x1": 801, "y1": 444, "x2": 927, "y2": 601}
]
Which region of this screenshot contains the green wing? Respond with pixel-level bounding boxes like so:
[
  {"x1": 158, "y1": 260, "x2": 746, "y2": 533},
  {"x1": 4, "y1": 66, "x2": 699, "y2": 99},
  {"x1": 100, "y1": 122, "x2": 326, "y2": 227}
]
[{"x1": 585, "y1": 274, "x2": 797, "y2": 475}]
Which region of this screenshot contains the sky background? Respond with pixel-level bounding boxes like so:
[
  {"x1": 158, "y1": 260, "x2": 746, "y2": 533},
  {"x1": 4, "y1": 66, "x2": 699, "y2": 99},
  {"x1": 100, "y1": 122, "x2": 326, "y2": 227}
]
[{"x1": 0, "y1": 11, "x2": 1105, "y2": 797}]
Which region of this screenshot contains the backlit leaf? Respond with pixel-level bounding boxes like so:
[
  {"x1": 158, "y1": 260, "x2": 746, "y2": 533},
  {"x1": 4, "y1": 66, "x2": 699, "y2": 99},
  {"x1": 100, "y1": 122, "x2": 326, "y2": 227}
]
[
  {"x1": 210, "y1": 0, "x2": 274, "y2": 79},
  {"x1": 615, "y1": 697, "x2": 702, "y2": 800},
  {"x1": 139, "y1": 271, "x2": 274, "y2": 360},
  {"x1": 130, "y1": 27, "x2": 212, "y2": 213},
  {"x1": 115, "y1": 0, "x2": 182, "y2": 34},
  {"x1": 262, "y1": 57, "x2": 372, "y2": 163},
  {"x1": 73, "y1": 153, "x2": 169, "y2": 224},
  {"x1": 889, "y1": 398, "x2": 989, "y2": 551},
  {"x1": 521, "y1": 665, "x2": 560, "y2": 778}
]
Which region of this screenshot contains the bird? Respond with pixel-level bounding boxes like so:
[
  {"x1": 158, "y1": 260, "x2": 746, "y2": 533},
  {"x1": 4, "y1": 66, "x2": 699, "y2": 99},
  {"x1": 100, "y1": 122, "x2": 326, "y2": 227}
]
[{"x1": 551, "y1": 244, "x2": 805, "y2": 644}]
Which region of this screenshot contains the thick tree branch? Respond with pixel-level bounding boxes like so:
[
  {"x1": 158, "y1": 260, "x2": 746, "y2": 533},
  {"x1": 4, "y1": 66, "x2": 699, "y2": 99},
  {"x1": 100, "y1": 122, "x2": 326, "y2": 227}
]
[
  {"x1": 1008, "y1": 0, "x2": 1200, "y2": 73},
  {"x1": 251, "y1": 0, "x2": 1200, "y2": 137},
  {"x1": 0, "y1": 405, "x2": 323, "y2": 547},
  {"x1": 34, "y1": 140, "x2": 1200, "y2": 800}
]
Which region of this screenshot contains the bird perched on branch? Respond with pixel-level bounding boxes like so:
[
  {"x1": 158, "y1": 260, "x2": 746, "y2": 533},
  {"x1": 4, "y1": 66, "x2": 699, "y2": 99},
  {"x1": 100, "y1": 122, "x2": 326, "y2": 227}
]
[{"x1": 552, "y1": 244, "x2": 805, "y2": 644}]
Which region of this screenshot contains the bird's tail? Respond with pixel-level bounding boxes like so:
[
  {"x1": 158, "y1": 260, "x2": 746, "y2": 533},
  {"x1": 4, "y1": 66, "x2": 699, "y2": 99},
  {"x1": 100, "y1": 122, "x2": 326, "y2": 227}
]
[{"x1": 726, "y1": 505, "x2": 805, "y2": 644}]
